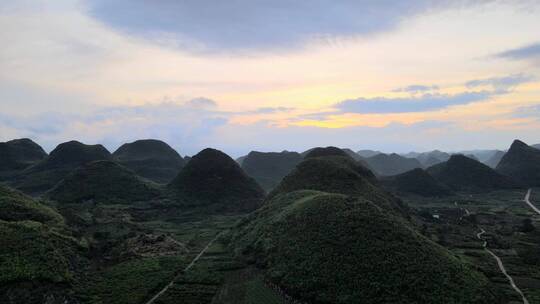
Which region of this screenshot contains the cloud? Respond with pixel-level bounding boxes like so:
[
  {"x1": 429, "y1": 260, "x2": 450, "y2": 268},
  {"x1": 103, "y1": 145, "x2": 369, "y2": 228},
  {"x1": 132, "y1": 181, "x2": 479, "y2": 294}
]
[
  {"x1": 465, "y1": 74, "x2": 534, "y2": 92},
  {"x1": 512, "y1": 104, "x2": 540, "y2": 120},
  {"x1": 392, "y1": 84, "x2": 439, "y2": 94},
  {"x1": 334, "y1": 91, "x2": 492, "y2": 114},
  {"x1": 331, "y1": 74, "x2": 533, "y2": 115},
  {"x1": 252, "y1": 107, "x2": 294, "y2": 114},
  {"x1": 87, "y1": 0, "x2": 483, "y2": 52},
  {"x1": 185, "y1": 97, "x2": 217, "y2": 108},
  {"x1": 495, "y1": 42, "x2": 540, "y2": 60}
]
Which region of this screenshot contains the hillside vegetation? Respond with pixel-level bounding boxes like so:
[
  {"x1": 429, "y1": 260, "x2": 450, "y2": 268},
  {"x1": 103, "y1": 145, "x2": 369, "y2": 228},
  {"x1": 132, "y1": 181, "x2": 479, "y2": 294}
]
[
  {"x1": 48, "y1": 160, "x2": 162, "y2": 204},
  {"x1": 231, "y1": 189, "x2": 498, "y2": 304},
  {"x1": 0, "y1": 184, "x2": 86, "y2": 303}
]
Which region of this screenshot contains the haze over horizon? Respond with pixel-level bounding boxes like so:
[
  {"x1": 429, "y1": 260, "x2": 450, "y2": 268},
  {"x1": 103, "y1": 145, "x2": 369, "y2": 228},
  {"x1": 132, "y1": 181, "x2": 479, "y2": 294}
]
[{"x1": 2, "y1": 1, "x2": 540, "y2": 156}]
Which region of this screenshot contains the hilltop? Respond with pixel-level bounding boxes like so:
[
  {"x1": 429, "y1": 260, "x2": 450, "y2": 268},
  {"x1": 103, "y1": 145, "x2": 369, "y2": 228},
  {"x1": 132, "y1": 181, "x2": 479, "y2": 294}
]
[
  {"x1": 48, "y1": 160, "x2": 161, "y2": 204},
  {"x1": 270, "y1": 147, "x2": 404, "y2": 216},
  {"x1": 241, "y1": 150, "x2": 302, "y2": 192},
  {"x1": 168, "y1": 148, "x2": 265, "y2": 212},
  {"x1": 496, "y1": 140, "x2": 540, "y2": 186},
  {"x1": 113, "y1": 139, "x2": 185, "y2": 184},
  {"x1": 0, "y1": 138, "x2": 47, "y2": 180},
  {"x1": 301, "y1": 146, "x2": 350, "y2": 158},
  {"x1": 364, "y1": 153, "x2": 422, "y2": 176},
  {"x1": 382, "y1": 168, "x2": 453, "y2": 197},
  {"x1": 273, "y1": 147, "x2": 377, "y2": 196},
  {"x1": 12, "y1": 141, "x2": 112, "y2": 195},
  {"x1": 427, "y1": 154, "x2": 519, "y2": 192}
]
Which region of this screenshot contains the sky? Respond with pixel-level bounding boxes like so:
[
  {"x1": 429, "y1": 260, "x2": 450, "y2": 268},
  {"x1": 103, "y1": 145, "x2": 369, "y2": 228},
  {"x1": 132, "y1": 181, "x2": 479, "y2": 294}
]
[{"x1": 1, "y1": 0, "x2": 540, "y2": 157}]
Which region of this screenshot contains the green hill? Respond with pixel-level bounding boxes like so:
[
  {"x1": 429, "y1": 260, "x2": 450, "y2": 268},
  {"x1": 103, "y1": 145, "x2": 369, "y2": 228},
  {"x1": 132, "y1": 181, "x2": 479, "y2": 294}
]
[
  {"x1": 0, "y1": 184, "x2": 85, "y2": 303},
  {"x1": 0, "y1": 138, "x2": 47, "y2": 180},
  {"x1": 113, "y1": 139, "x2": 185, "y2": 184},
  {"x1": 231, "y1": 190, "x2": 498, "y2": 304},
  {"x1": 364, "y1": 153, "x2": 422, "y2": 176},
  {"x1": 0, "y1": 184, "x2": 63, "y2": 225},
  {"x1": 48, "y1": 160, "x2": 162, "y2": 204},
  {"x1": 302, "y1": 146, "x2": 349, "y2": 158},
  {"x1": 496, "y1": 140, "x2": 540, "y2": 186},
  {"x1": 427, "y1": 154, "x2": 520, "y2": 192},
  {"x1": 270, "y1": 147, "x2": 403, "y2": 215},
  {"x1": 273, "y1": 147, "x2": 377, "y2": 194},
  {"x1": 382, "y1": 168, "x2": 453, "y2": 197},
  {"x1": 241, "y1": 151, "x2": 302, "y2": 192},
  {"x1": 168, "y1": 148, "x2": 265, "y2": 212},
  {"x1": 12, "y1": 141, "x2": 112, "y2": 195}
]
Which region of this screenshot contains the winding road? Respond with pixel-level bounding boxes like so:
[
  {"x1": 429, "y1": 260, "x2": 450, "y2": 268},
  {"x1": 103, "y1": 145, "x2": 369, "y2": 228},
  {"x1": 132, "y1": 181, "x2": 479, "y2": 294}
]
[
  {"x1": 476, "y1": 229, "x2": 529, "y2": 304},
  {"x1": 144, "y1": 232, "x2": 223, "y2": 304},
  {"x1": 455, "y1": 197, "x2": 531, "y2": 304},
  {"x1": 524, "y1": 188, "x2": 540, "y2": 215}
]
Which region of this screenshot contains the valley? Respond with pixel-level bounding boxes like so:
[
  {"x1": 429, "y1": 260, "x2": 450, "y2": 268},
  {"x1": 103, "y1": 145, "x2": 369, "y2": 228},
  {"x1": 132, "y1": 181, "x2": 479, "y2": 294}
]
[{"x1": 406, "y1": 188, "x2": 540, "y2": 303}]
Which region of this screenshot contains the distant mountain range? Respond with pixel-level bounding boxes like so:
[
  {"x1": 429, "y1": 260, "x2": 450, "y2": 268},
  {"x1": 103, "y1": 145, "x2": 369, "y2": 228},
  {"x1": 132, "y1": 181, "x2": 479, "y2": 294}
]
[
  {"x1": 356, "y1": 149, "x2": 382, "y2": 158},
  {"x1": 363, "y1": 153, "x2": 422, "y2": 176},
  {"x1": 241, "y1": 151, "x2": 302, "y2": 192},
  {"x1": 1, "y1": 137, "x2": 539, "y2": 198},
  {"x1": 403, "y1": 150, "x2": 450, "y2": 167}
]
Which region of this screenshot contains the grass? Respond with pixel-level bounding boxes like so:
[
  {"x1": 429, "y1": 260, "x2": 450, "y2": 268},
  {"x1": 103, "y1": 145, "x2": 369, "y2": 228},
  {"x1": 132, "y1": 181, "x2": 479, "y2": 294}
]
[
  {"x1": 244, "y1": 277, "x2": 285, "y2": 304},
  {"x1": 0, "y1": 184, "x2": 64, "y2": 225},
  {"x1": 48, "y1": 160, "x2": 162, "y2": 204},
  {"x1": 153, "y1": 240, "x2": 244, "y2": 304},
  {"x1": 76, "y1": 256, "x2": 187, "y2": 304},
  {"x1": 0, "y1": 220, "x2": 82, "y2": 285}
]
